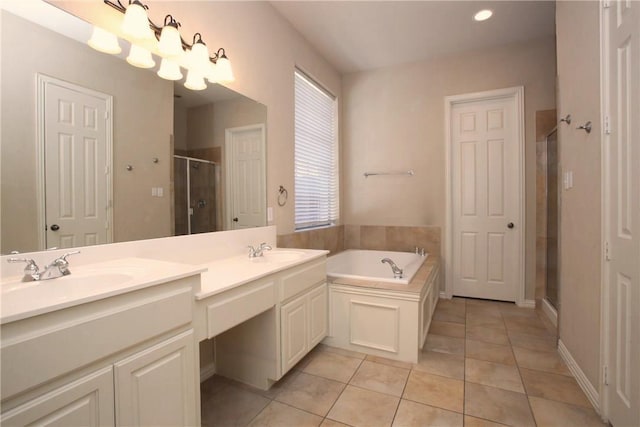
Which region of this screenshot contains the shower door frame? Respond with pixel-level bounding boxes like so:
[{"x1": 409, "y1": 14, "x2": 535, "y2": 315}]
[{"x1": 174, "y1": 155, "x2": 218, "y2": 235}]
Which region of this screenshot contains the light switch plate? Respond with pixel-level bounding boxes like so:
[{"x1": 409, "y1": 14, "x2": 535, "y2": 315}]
[
  {"x1": 563, "y1": 171, "x2": 573, "y2": 190},
  {"x1": 267, "y1": 207, "x2": 273, "y2": 222}
]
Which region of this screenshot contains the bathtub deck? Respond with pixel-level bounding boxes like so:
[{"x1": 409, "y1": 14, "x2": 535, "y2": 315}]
[{"x1": 328, "y1": 256, "x2": 439, "y2": 295}]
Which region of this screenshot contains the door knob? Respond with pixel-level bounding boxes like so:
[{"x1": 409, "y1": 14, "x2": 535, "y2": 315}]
[
  {"x1": 50, "y1": 224, "x2": 60, "y2": 231},
  {"x1": 233, "y1": 217, "x2": 239, "y2": 222},
  {"x1": 507, "y1": 222, "x2": 514, "y2": 229}
]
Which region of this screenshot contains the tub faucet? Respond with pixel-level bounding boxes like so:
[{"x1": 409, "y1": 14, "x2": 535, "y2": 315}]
[
  {"x1": 248, "y1": 242, "x2": 272, "y2": 258},
  {"x1": 381, "y1": 258, "x2": 403, "y2": 279}
]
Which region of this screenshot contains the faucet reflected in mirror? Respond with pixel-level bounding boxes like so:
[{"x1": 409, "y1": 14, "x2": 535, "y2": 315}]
[{"x1": 0, "y1": 2, "x2": 267, "y2": 255}]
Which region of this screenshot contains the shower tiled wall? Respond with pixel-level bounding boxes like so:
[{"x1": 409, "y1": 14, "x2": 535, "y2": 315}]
[
  {"x1": 277, "y1": 224, "x2": 441, "y2": 256},
  {"x1": 277, "y1": 225, "x2": 345, "y2": 254},
  {"x1": 535, "y1": 109, "x2": 557, "y2": 302}
]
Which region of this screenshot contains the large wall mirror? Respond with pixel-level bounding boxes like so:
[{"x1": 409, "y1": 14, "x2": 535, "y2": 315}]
[{"x1": 0, "y1": 2, "x2": 267, "y2": 255}]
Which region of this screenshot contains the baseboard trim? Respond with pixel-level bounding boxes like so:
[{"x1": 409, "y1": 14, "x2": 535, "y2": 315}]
[
  {"x1": 541, "y1": 298, "x2": 558, "y2": 327},
  {"x1": 439, "y1": 291, "x2": 448, "y2": 299},
  {"x1": 200, "y1": 362, "x2": 216, "y2": 383},
  {"x1": 558, "y1": 339, "x2": 600, "y2": 413},
  {"x1": 517, "y1": 299, "x2": 536, "y2": 309}
]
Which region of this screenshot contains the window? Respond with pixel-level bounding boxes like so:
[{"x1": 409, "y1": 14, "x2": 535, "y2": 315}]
[{"x1": 294, "y1": 70, "x2": 339, "y2": 230}]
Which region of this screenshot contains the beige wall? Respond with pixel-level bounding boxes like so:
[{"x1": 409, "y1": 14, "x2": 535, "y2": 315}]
[
  {"x1": 342, "y1": 37, "x2": 557, "y2": 299},
  {"x1": 556, "y1": 1, "x2": 602, "y2": 388},
  {"x1": 212, "y1": 97, "x2": 268, "y2": 149},
  {"x1": 0, "y1": 11, "x2": 173, "y2": 253},
  {"x1": 174, "y1": 102, "x2": 188, "y2": 152},
  {"x1": 187, "y1": 104, "x2": 215, "y2": 149},
  {"x1": 52, "y1": 0, "x2": 342, "y2": 236}
]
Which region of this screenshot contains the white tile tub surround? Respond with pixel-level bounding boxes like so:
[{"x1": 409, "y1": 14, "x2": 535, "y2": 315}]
[
  {"x1": 327, "y1": 249, "x2": 427, "y2": 285},
  {"x1": 0, "y1": 226, "x2": 277, "y2": 280}
]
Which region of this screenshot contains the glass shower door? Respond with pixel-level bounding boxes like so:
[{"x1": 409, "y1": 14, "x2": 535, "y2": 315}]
[{"x1": 173, "y1": 156, "x2": 217, "y2": 235}]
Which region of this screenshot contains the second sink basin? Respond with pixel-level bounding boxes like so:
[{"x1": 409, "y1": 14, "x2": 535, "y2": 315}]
[{"x1": 253, "y1": 250, "x2": 307, "y2": 263}]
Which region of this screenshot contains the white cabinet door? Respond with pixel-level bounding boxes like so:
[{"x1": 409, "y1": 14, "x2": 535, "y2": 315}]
[
  {"x1": 114, "y1": 330, "x2": 197, "y2": 427},
  {"x1": 308, "y1": 283, "x2": 328, "y2": 348},
  {"x1": 1, "y1": 366, "x2": 114, "y2": 427},
  {"x1": 281, "y1": 294, "x2": 308, "y2": 373}
]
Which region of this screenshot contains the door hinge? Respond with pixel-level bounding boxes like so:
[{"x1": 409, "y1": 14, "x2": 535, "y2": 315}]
[
  {"x1": 104, "y1": 111, "x2": 109, "y2": 120},
  {"x1": 604, "y1": 115, "x2": 611, "y2": 135},
  {"x1": 603, "y1": 365, "x2": 609, "y2": 385},
  {"x1": 105, "y1": 221, "x2": 109, "y2": 229},
  {"x1": 605, "y1": 241, "x2": 611, "y2": 261},
  {"x1": 603, "y1": 0, "x2": 611, "y2": 8}
]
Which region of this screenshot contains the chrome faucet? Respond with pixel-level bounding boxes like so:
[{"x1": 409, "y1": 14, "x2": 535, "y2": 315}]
[
  {"x1": 381, "y1": 258, "x2": 403, "y2": 279},
  {"x1": 8, "y1": 251, "x2": 80, "y2": 281},
  {"x1": 247, "y1": 242, "x2": 272, "y2": 258}
]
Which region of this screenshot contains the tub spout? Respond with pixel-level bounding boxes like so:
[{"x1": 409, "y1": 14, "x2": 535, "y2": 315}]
[{"x1": 381, "y1": 258, "x2": 403, "y2": 279}]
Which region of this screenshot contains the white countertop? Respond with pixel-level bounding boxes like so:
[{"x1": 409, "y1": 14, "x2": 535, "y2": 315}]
[
  {"x1": 0, "y1": 257, "x2": 205, "y2": 324},
  {"x1": 194, "y1": 249, "x2": 329, "y2": 300},
  {"x1": 0, "y1": 249, "x2": 329, "y2": 324}
]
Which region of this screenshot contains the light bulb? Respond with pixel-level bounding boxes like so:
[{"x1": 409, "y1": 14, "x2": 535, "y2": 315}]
[
  {"x1": 157, "y1": 58, "x2": 183, "y2": 81},
  {"x1": 122, "y1": 1, "x2": 154, "y2": 40},
  {"x1": 126, "y1": 44, "x2": 155, "y2": 68},
  {"x1": 214, "y1": 55, "x2": 234, "y2": 83},
  {"x1": 184, "y1": 69, "x2": 206, "y2": 91},
  {"x1": 188, "y1": 34, "x2": 211, "y2": 75},
  {"x1": 206, "y1": 62, "x2": 218, "y2": 83},
  {"x1": 158, "y1": 16, "x2": 183, "y2": 57},
  {"x1": 474, "y1": 9, "x2": 493, "y2": 21},
  {"x1": 88, "y1": 26, "x2": 121, "y2": 54}
]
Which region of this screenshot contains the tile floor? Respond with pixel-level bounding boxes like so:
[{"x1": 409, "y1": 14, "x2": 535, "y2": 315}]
[{"x1": 201, "y1": 297, "x2": 606, "y2": 426}]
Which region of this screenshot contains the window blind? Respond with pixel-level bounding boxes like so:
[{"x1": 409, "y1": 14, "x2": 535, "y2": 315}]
[{"x1": 294, "y1": 70, "x2": 338, "y2": 230}]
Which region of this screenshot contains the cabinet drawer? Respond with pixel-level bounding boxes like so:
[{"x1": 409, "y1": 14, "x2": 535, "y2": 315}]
[
  {"x1": 279, "y1": 260, "x2": 326, "y2": 302},
  {"x1": 207, "y1": 279, "x2": 276, "y2": 337}
]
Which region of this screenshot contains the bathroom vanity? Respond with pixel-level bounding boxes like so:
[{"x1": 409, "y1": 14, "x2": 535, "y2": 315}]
[{"x1": 0, "y1": 227, "x2": 328, "y2": 426}]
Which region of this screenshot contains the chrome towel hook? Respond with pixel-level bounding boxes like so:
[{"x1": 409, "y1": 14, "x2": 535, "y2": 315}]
[
  {"x1": 577, "y1": 121, "x2": 592, "y2": 134},
  {"x1": 560, "y1": 114, "x2": 572, "y2": 125}
]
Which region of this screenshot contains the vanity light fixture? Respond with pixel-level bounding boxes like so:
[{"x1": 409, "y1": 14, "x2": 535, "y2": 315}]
[
  {"x1": 188, "y1": 33, "x2": 212, "y2": 75},
  {"x1": 158, "y1": 15, "x2": 183, "y2": 58},
  {"x1": 88, "y1": 26, "x2": 121, "y2": 54},
  {"x1": 126, "y1": 43, "x2": 155, "y2": 68},
  {"x1": 209, "y1": 48, "x2": 235, "y2": 83},
  {"x1": 157, "y1": 58, "x2": 183, "y2": 80},
  {"x1": 88, "y1": 0, "x2": 234, "y2": 90},
  {"x1": 121, "y1": 0, "x2": 154, "y2": 40},
  {"x1": 474, "y1": 9, "x2": 493, "y2": 21},
  {"x1": 184, "y1": 69, "x2": 207, "y2": 91}
]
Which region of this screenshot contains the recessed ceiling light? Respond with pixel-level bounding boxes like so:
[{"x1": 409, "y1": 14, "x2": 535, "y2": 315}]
[{"x1": 474, "y1": 9, "x2": 493, "y2": 21}]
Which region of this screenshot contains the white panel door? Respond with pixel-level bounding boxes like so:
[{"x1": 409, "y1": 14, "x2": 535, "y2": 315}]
[
  {"x1": 605, "y1": 1, "x2": 639, "y2": 425},
  {"x1": 44, "y1": 78, "x2": 111, "y2": 249},
  {"x1": 114, "y1": 330, "x2": 198, "y2": 427},
  {"x1": 451, "y1": 94, "x2": 521, "y2": 301},
  {"x1": 0, "y1": 366, "x2": 114, "y2": 426},
  {"x1": 225, "y1": 124, "x2": 266, "y2": 229}
]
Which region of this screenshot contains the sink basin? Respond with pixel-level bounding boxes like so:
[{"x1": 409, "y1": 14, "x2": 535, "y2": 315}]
[
  {"x1": 1, "y1": 273, "x2": 134, "y2": 308},
  {"x1": 259, "y1": 250, "x2": 306, "y2": 263}
]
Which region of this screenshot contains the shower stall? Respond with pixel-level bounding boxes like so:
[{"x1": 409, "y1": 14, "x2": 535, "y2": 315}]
[
  {"x1": 545, "y1": 128, "x2": 559, "y2": 309},
  {"x1": 174, "y1": 155, "x2": 220, "y2": 235}
]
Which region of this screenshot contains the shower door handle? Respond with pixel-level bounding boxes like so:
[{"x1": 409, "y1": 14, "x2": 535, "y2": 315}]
[{"x1": 507, "y1": 222, "x2": 514, "y2": 229}]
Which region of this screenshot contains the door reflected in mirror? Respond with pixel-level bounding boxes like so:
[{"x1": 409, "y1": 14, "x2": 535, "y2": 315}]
[{"x1": 0, "y1": 4, "x2": 267, "y2": 254}]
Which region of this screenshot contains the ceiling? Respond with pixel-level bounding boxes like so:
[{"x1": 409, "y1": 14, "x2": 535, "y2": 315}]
[{"x1": 270, "y1": 1, "x2": 556, "y2": 74}]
